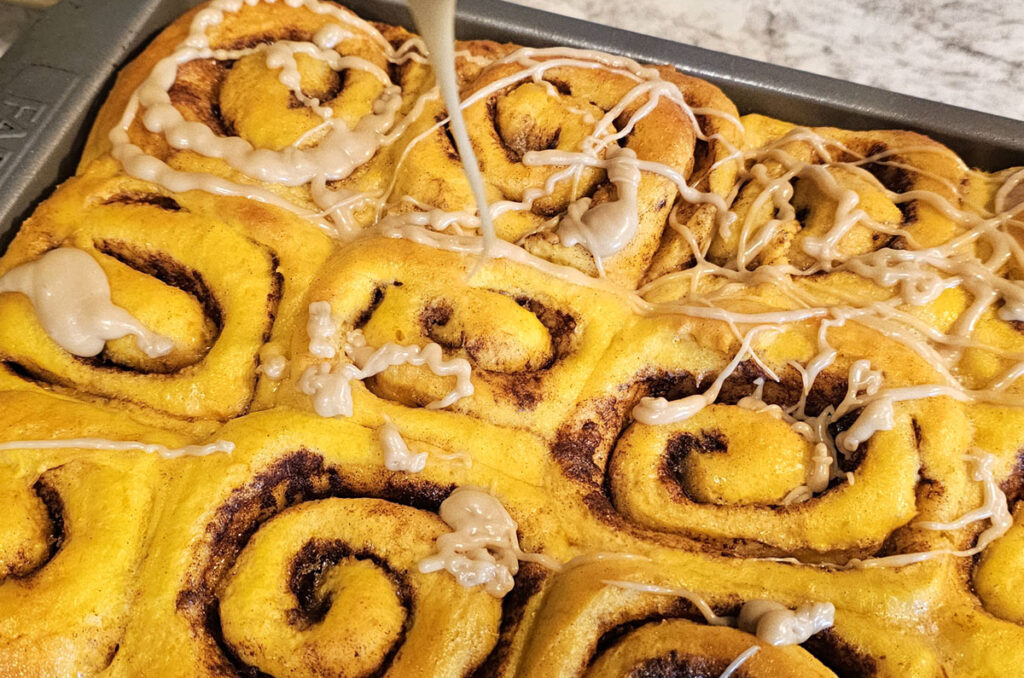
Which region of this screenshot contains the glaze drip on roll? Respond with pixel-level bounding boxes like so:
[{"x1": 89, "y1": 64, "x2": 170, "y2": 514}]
[
  {"x1": 378, "y1": 420, "x2": 427, "y2": 473},
  {"x1": 736, "y1": 600, "x2": 836, "y2": 646},
  {"x1": 419, "y1": 487, "x2": 560, "y2": 597},
  {"x1": 0, "y1": 248, "x2": 174, "y2": 359},
  {"x1": 0, "y1": 437, "x2": 233, "y2": 458}
]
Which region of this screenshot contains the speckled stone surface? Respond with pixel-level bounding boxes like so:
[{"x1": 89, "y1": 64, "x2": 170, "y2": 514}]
[
  {"x1": 508, "y1": 0, "x2": 1024, "y2": 122},
  {"x1": 1, "y1": 0, "x2": 1021, "y2": 121}
]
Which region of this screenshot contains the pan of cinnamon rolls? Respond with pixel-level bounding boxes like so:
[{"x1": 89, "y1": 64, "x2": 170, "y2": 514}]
[{"x1": 1, "y1": 0, "x2": 1023, "y2": 676}]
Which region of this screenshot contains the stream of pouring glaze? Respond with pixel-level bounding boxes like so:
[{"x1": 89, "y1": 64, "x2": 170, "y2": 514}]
[{"x1": 406, "y1": 0, "x2": 498, "y2": 260}]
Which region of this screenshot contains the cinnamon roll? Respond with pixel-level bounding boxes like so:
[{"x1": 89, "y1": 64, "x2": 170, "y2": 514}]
[
  {"x1": 388, "y1": 53, "x2": 741, "y2": 287},
  {"x1": 477, "y1": 557, "x2": 943, "y2": 677},
  {"x1": 551, "y1": 307, "x2": 991, "y2": 563},
  {"x1": 0, "y1": 390, "x2": 197, "y2": 676},
  {"x1": 80, "y1": 0, "x2": 507, "y2": 240},
  {"x1": 277, "y1": 235, "x2": 630, "y2": 438},
  {"x1": 106, "y1": 407, "x2": 566, "y2": 676},
  {"x1": 0, "y1": 158, "x2": 333, "y2": 428},
  {"x1": 708, "y1": 114, "x2": 974, "y2": 271}
]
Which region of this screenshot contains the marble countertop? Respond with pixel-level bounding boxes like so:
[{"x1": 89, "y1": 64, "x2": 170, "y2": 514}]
[
  {"x1": 509, "y1": 0, "x2": 1024, "y2": 121},
  {"x1": 1, "y1": 0, "x2": 1021, "y2": 121}
]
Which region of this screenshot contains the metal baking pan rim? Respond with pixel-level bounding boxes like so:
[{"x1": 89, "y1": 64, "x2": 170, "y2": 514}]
[{"x1": 1, "y1": 0, "x2": 1022, "y2": 245}]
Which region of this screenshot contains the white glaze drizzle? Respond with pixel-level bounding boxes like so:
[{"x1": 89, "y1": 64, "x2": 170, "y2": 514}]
[
  {"x1": 418, "y1": 486, "x2": 561, "y2": 597},
  {"x1": 258, "y1": 354, "x2": 288, "y2": 380},
  {"x1": 347, "y1": 329, "x2": 474, "y2": 407},
  {"x1": 521, "y1": 144, "x2": 733, "y2": 238},
  {"x1": 642, "y1": 127, "x2": 1024, "y2": 401},
  {"x1": 601, "y1": 579, "x2": 732, "y2": 626},
  {"x1": 377, "y1": 420, "x2": 427, "y2": 473},
  {"x1": 298, "y1": 312, "x2": 474, "y2": 417},
  {"x1": 297, "y1": 361, "x2": 361, "y2": 418},
  {"x1": 719, "y1": 646, "x2": 760, "y2": 678},
  {"x1": 306, "y1": 300, "x2": 338, "y2": 359},
  {"x1": 632, "y1": 325, "x2": 779, "y2": 426},
  {"x1": 258, "y1": 345, "x2": 288, "y2": 380},
  {"x1": 556, "y1": 147, "x2": 642, "y2": 262},
  {"x1": 0, "y1": 437, "x2": 234, "y2": 459},
  {"x1": 407, "y1": 0, "x2": 497, "y2": 259},
  {"x1": 0, "y1": 248, "x2": 174, "y2": 359},
  {"x1": 760, "y1": 451, "x2": 1013, "y2": 570},
  {"x1": 602, "y1": 580, "x2": 834, "y2": 646},
  {"x1": 835, "y1": 396, "x2": 896, "y2": 452},
  {"x1": 915, "y1": 452, "x2": 1012, "y2": 538},
  {"x1": 736, "y1": 599, "x2": 835, "y2": 646}
]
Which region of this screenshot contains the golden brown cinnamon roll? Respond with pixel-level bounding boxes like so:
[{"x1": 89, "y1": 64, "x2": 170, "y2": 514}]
[
  {"x1": 277, "y1": 235, "x2": 631, "y2": 438},
  {"x1": 477, "y1": 556, "x2": 950, "y2": 677},
  {"x1": 0, "y1": 390, "x2": 196, "y2": 676},
  {"x1": 389, "y1": 52, "x2": 741, "y2": 288},
  {"x1": 106, "y1": 407, "x2": 567, "y2": 676},
  {"x1": 0, "y1": 158, "x2": 333, "y2": 428},
  {"x1": 83, "y1": 0, "x2": 439, "y2": 238},
  {"x1": 552, "y1": 306, "x2": 994, "y2": 563},
  {"x1": 707, "y1": 114, "x2": 975, "y2": 271}
]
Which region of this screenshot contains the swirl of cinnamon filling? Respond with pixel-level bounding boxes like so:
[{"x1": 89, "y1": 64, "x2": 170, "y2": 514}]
[
  {"x1": 553, "y1": 310, "x2": 996, "y2": 563},
  {"x1": 0, "y1": 391, "x2": 194, "y2": 675},
  {"x1": 84, "y1": 0, "x2": 438, "y2": 238},
  {"x1": 279, "y1": 236, "x2": 630, "y2": 437},
  {"x1": 706, "y1": 115, "x2": 975, "y2": 272},
  {"x1": 105, "y1": 407, "x2": 564, "y2": 676},
  {"x1": 216, "y1": 498, "x2": 492, "y2": 676},
  {"x1": 386, "y1": 47, "x2": 741, "y2": 288},
  {"x1": 0, "y1": 159, "x2": 337, "y2": 429}
]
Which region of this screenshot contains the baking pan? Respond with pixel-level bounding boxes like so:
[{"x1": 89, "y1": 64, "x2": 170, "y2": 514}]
[{"x1": 2, "y1": 0, "x2": 1023, "y2": 249}]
